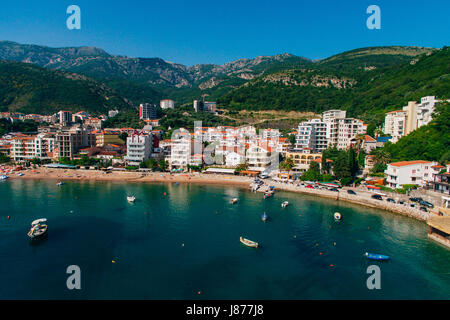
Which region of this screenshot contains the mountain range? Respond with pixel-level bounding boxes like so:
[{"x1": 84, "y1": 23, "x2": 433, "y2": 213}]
[{"x1": 0, "y1": 40, "x2": 448, "y2": 126}]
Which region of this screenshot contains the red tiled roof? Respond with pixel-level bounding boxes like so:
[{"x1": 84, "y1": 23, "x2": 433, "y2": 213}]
[{"x1": 389, "y1": 160, "x2": 433, "y2": 167}]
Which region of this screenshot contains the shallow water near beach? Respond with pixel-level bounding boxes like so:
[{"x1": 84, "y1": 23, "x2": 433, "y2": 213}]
[{"x1": 0, "y1": 179, "x2": 449, "y2": 299}]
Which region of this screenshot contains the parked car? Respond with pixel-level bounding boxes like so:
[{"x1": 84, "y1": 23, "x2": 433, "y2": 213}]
[
  {"x1": 371, "y1": 194, "x2": 383, "y2": 200},
  {"x1": 410, "y1": 203, "x2": 416, "y2": 208},
  {"x1": 386, "y1": 198, "x2": 396, "y2": 203},
  {"x1": 329, "y1": 188, "x2": 339, "y2": 192},
  {"x1": 398, "y1": 200, "x2": 405, "y2": 205},
  {"x1": 306, "y1": 185, "x2": 314, "y2": 189},
  {"x1": 409, "y1": 197, "x2": 423, "y2": 203},
  {"x1": 347, "y1": 190, "x2": 357, "y2": 195},
  {"x1": 419, "y1": 200, "x2": 434, "y2": 208},
  {"x1": 259, "y1": 173, "x2": 269, "y2": 179},
  {"x1": 419, "y1": 206, "x2": 428, "y2": 212}
]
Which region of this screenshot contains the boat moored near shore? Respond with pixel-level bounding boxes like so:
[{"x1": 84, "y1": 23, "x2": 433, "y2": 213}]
[{"x1": 127, "y1": 196, "x2": 136, "y2": 202}]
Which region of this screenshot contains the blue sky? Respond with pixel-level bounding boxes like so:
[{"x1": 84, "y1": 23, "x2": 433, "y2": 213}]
[{"x1": 0, "y1": 0, "x2": 448, "y2": 65}]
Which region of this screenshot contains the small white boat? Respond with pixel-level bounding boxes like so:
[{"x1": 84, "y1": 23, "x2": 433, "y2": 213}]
[
  {"x1": 281, "y1": 201, "x2": 289, "y2": 208},
  {"x1": 334, "y1": 212, "x2": 342, "y2": 220},
  {"x1": 261, "y1": 212, "x2": 268, "y2": 222},
  {"x1": 56, "y1": 181, "x2": 65, "y2": 186},
  {"x1": 0, "y1": 175, "x2": 9, "y2": 180},
  {"x1": 240, "y1": 236, "x2": 258, "y2": 248},
  {"x1": 230, "y1": 198, "x2": 238, "y2": 204},
  {"x1": 28, "y1": 218, "x2": 48, "y2": 239},
  {"x1": 18, "y1": 173, "x2": 24, "y2": 177},
  {"x1": 127, "y1": 196, "x2": 136, "y2": 202}
]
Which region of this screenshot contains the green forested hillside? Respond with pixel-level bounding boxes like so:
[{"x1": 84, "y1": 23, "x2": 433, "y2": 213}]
[
  {"x1": 218, "y1": 47, "x2": 450, "y2": 125},
  {"x1": 0, "y1": 61, "x2": 132, "y2": 114}
]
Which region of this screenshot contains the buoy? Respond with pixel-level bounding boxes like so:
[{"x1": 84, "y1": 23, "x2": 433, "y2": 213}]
[
  {"x1": 319, "y1": 252, "x2": 323, "y2": 255},
  {"x1": 7, "y1": 216, "x2": 10, "y2": 219},
  {"x1": 197, "y1": 291, "x2": 201, "y2": 295},
  {"x1": 182, "y1": 243, "x2": 185, "y2": 247},
  {"x1": 333, "y1": 242, "x2": 336, "y2": 246},
  {"x1": 293, "y1": 235, "x2": 296, "y2": 239},
  {"x1": 164, "y1": 192, "x2": 167, "y2": 196},
  {"x1": 330, "y1": 264, "x2": 334, "y2": 267},
  {"x1": 112, "y1": 260, "x2": 116, "y2": 263}
]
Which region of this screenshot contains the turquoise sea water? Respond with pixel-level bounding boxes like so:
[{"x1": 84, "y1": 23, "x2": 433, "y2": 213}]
[{"x1": 0, "y1": 179, "x2": 449, "y2": 299}]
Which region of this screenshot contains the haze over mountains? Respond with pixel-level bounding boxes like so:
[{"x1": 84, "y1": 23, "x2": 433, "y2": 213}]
[{"x1": 0, "y1": 40, "x2": 448, "y2": 126}]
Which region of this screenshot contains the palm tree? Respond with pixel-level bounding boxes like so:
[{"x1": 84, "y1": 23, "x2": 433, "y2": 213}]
[{"x1": 373, "y1": 149, "x2": 391, "y2": 165}]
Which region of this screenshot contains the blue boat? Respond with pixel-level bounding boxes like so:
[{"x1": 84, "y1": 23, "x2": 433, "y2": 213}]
[
  {"x1": 0, "y1": 175, "x2": 9, "y2": 180},
  {"x1": 365, "y1": 252, "x2": 390, "y2": 261},
  {"x1": 261, "y1": 212, "x2": 268, "y2": 222}
]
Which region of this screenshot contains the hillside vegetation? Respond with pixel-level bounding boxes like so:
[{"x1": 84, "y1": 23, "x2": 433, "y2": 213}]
[{"x1": 0, "y1": 61, "x2": 131, "y2": 114}]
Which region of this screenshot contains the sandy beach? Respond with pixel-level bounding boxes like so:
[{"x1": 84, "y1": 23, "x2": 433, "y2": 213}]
[{"x1": 5, "y1": 166, "x2": 434, "y2": 222}]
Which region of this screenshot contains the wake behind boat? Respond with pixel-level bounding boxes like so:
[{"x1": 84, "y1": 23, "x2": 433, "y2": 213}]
[
  {"x1": 27, "y1": 218, "x2": 48, "y2": 239},
  {"x1": 261, "y1": 212, "x2": 268, "y2": 222},
  {"x1": 240, "y1": 236, "x2": 258, "y2": 248},
  {"x1": 365, "y1": 252, "x2": 390, "y2": 261}
]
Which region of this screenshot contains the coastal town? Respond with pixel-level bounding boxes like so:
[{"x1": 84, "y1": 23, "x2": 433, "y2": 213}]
[{"x1": 1, "y1": 95, "x2": 449, "y2": 248}]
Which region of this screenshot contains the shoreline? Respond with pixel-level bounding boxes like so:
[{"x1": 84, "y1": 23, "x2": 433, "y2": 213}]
[{"x1": 6, "y1": 167, "x2": 433, "y2": 222}]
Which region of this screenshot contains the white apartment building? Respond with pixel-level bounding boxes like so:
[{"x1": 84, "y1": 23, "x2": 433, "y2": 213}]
[
  {"x1": 11, "y1": 133, "x2": 56, "y2": 162},
  {"x1": 124, "y1": 133, "x2": 153, "y2": 166},
  {"x1": 295, "y1": 119, "x2": 328, "y2": 152},
  {"x1": 226, "y1": 152, "x2": 246, "y2": 167},
  {"x1": 385, "y1": 160, "x2": 438, "y2": 189},
  {"x1": 384, "y1": 110, "x2": 407, "y2": 143},
  {"x1": 246, "y1": 143, "x2": 278, "y2": 172},
  {"x1": 322, "y1": 109, "x2": 346, "y2": 123},
  {"x1": 169, "y1": 132, "x2": 193, "y2": 169},
  {"x1": 327, "y1": 118, "x2": 366, "y2": 149}
]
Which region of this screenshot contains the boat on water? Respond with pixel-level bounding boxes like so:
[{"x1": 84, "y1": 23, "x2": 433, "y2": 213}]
[
  {"x1": 127, "y1": 196, "x2": 136, "y2": 202},
  {"x1": 230, "y1": 198, "x2": 238, "y2": 204},
  {"x1": 0, "y1": 175, "x2": 9, "y2": 180},
  {"x1": 18, "y1": 173, "x2": 24, "y2": 177},
  {"x1": 56, "y1": 181, "x2": 65, "y2": 186},
  {"x1": 334, "y1": 212, "x2": 342, "y2": 220},
  {"x1": 27, "y1": 218, "x2": 48, "y2": 239},
  {"x1": 365, "y1": 252, "x2": 390, "y2": 261},
  {"x1": 261, "y1": 212, "x2": 268, "y2": 222},
  {"x1": 240, "y1": 236, "x2": 258, "y2": 248},
  {"x1": 281, "y1": 201, "x2": 289, "y2": 208}
]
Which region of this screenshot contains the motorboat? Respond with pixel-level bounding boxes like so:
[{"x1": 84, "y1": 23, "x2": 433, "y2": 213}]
[
  {"x1": 281, "y1": 201, "x2": 289, "y2": 208},
  {"x1": 56, "y1": 181, "x2": 65, "y2": 186},
  {"x1": 18, "y1": 173, "x2": 24, "y2": 177},
  {"x1": 334, "y1": 212, "x2": 342, "y2": 220},
  {"x1": 240, "y1": 236, "x2": 258, "y2": 248},
  {"x1": 261, "y1": 212, "x2": 268, "y2": 222},
  {"x1": 127, "y1": 196, "x2": 136, "y2": 202},
  {"x1": 365, "y1": 252, "x2": 390, "y2": 261},
  {"x1": 27, "y1": 218, "x2": 48, "y2": 239},
  {"x1": 0, "y1": 175, "x2": 9, "y2": 180},
  {"x1": 230, "y1": 198, "x2": 238, "y2": 204}
]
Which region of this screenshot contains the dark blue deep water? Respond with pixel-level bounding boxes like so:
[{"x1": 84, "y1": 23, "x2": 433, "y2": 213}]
[{"x1": 0, "y1": 179, "x2": 449, "y2": 299}]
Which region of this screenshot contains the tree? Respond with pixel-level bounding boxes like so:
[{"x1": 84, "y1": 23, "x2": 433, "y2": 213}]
[
  {"x1": 300, "y1": 161, "x2": 321, "y2": 181},
  {"x1": 333, "y1": 152, "x2": 351, "y2": 181},
  {"x1": 371, "y1": 149, "x2": 391, "y2": 165},
  {"x1": 279, "y1": 157, "x2": 294, "y2": 171},
  {"x1": 159, "y1": 159, "x2": 168, "y2": 172},
  {"x1": 348, "y1": 146, "x2": 359, "y2": 178}
]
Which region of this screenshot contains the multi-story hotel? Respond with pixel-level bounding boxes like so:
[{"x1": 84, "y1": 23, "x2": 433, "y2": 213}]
[
  {"x1": 124, "y1": 133, "x2": 153, "y2": 166},
  {"x1": 160, "y1": 99, "x2": 175, "y2": 110},
  {"x1": 139, "y1": 103, "x2": 158, "y2": 120},
  {"x1": 295, "y1": 119, "x2": 328, "y2": 152},
  {"x1": 285, "y1": 149, "x2": 322, "y2": 172},
  {"x1": 384, "y1": 110, "x2": 407, "y2": 143},
  {"x1": 11, "y1": 133, "x2": 56, "y2": 162}
]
